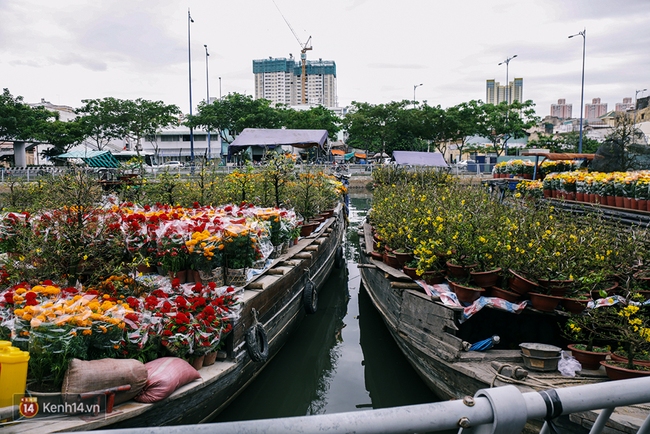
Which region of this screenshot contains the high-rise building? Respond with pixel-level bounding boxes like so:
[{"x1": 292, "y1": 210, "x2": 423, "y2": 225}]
[
  {"x1": 615, "y1": 97, "x2": 634, "y2": 112},
  {"x1": 485, "y1": 78, "x2": 523, "y2": 104},
  {"x1": 585, "y1": 98, "x2": 608, "y2": 119},
  {"x1": 550, "y1": 99, "x2": 572, "y2": 119},
  {"x1": 253, "y1": 56, "x2": 337, "y2": 107}
]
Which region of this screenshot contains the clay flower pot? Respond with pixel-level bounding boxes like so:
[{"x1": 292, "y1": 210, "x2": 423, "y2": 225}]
[
  {"x1": 528, "y1": 292, "x2": 563, "y2": 312},
  {"x1": 446, "y1": 261, "x2": 477, "y2": 279},
  {"x1": 448, "y1": 280, "x2": 485, "y2": 304},
  {"x1": 422, "y1": 270, "x2": 445, "y2": 285},
  {"x1": 600, "y1": 361, "x2": 650, "y2": 380},
  {"x1": 470, "y1": 267, "x2": 502, "y2": 288},
  {"x1": 507, "y1": 269, "x2": 540, "y2": 295},
  {"x1": 567, "y1": 344, "x2": 610, "y2": 370},
  {"x1": 489, "y1": 286, "x2": 521, "y2": 303}
]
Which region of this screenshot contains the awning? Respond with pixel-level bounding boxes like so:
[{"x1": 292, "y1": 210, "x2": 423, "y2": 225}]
[
  {"x1": 229, "y1": 128, "x2": 328, "y2": 153},
  {"x1": 330, "y1": 149, "x2": 345, "y2": 156},
  {"x1": 354, "y1": 153, "x2": 367, "y2": 159},
  {"x1": 393, "y1": 151, "x2": 448, "y2": 167},
  {"x1": 55, "y1": 150, "x2": 120, "y2": 168}
]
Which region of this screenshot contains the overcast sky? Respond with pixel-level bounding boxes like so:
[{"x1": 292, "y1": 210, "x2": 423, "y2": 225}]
[{"x1": 1, "y1": 0, "x2": 649, "y2": 119}]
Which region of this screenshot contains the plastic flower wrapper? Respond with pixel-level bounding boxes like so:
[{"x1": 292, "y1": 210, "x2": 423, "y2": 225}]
[
  {"x1": 186, "y1": 227, "x2": 224, "y2": 272},
  {"x1": 155, "y1": 219, "x2": 191, "y2": 272}
]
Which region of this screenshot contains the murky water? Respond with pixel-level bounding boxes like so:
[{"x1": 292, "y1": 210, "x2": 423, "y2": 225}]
[{"x1": 212, "y1": 194, "x2": 438, "y2": 422}]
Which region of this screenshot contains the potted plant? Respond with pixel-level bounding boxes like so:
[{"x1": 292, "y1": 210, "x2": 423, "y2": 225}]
[{"x1": 564, "y1": 309, "x2": 611, "y2": 370}]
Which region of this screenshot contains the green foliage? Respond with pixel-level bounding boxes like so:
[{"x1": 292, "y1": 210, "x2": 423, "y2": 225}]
[{"x1": 0, "y1": 88, "x2": 56, "y2": 143}]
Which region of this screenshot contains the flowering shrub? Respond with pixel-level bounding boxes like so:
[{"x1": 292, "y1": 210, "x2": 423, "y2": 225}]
[{"x1": 0, "y1": 279, "x2": 241, "y2": 388}]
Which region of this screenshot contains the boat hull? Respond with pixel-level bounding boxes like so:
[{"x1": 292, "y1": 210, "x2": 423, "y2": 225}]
[{"x1": 6, "y1": 206, "x2": 346, "y2": 433}]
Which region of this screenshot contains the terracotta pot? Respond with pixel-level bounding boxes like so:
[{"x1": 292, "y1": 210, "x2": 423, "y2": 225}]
[
  {"x1": 402, "y1": 265, "x2": 419, "y2": 280},
  {"x1": 590, "y1": 281, "x2": 619, "y2": 299},
  {"x1": 300, "y1": 223, "x2": 317, "y2": 237},
  {"x1": 137, "y1": 264, "x2": 157, "y2": 274},
  {"x1": 449, "y1": 281, "x2": 485, "y2": 304},
  {"x1": 384, "y1": 253, "x2": 400, "y2": 269},
  {"x1": 489, "y1": 286, "x2": 521, "y2": 303},
  {"x1": 567, "y1": 344, "x2": 610, "y2": 370},
  {"x1": 320, "y1": 209, "x2": 335, "y2": 218},
  {"x1": 190, "y1": 354, "x2": 205, "y2": 370},
  {"x1": 528, "y1": 292, "x2": 563, "y2": 312},
  {"x1": 600, "y1": 361, "x2": 650, "y2": 380},
  {"x1": 470, "y1": 267, "x2": 502, "y2": 288},
  {"x1": 507, "y1": 269, "x2": 540, "y2": 295},
  {"x1": 446, "y1": 261, "x2": 477, "y2": 279},
  {"x1": 369, "y1": 251, "x2": 383, "y2": 261},
  {"x1": 606, "y1": 195, "x2": 616, "y2": 207},
  {"x1": 638, "y1": 199, "x2": 648, "y2": 211},
  {"x1": 538, "y1": 278, "x2": 573, "y2": 297},
  {"x1": 393, "y1": 251, "x2": 414, "y2": 268},
  {"x1": 561, "y1": 297, "x2": 589, "y2": 314},
  {"x1": 609, "y1": 352, "x2": 650, "y2": 367},
  {"x1": 566, "y1": 192, "x2": 576, "y2": 201},
  {"x1": 543, "y1": 189, "x2": 552, "y2": 198},
  {"x1": 168, "y1": 269, "x2": 187, "y2": 284},
  {"x1": 575, "y1": 192, "x2": 584, "y2": 202},
  {"x1": 615, "y1": 196, "x2": 624, "y2": 208},
  {"x1": 599, "y1": 195, "x2": 607, "y2": 205},
  {"x1": 623, "y1": 197, "x2": 632, "y2": 209},
  {"x1": 631, "y1": 198, "x2": 639, "y2": 210},
  {"x1": 203, "y1": 351, "x2": 218, "y2": 366},
  {"x1": 423, "y1": 270, "x2": 445, "y2": 285},
  {"x1": 523, "y1": 173, "x2": 533, "y2": 180},
  {"x1": 493, "y1": 173, "x2": 499, "y2": 179}
]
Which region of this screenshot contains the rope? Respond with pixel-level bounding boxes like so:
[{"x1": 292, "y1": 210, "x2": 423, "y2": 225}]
[{"x1": 491, "y1": 364, "x2": 602, "y2": 390}]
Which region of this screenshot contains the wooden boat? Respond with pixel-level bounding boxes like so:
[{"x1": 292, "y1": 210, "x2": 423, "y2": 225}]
[
  {"x1": 357, "y1": 221, "x2": 647, "y2": 433},
  {"x1": 3, "y1": 205, "x2": 346, "y2": 433}
]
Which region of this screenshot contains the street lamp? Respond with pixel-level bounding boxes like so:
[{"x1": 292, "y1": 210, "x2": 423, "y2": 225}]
[
  {"x1": 187, "y1": 9, "x2": 195, "y2": 170},
  {"x1": 413, "y1": 83, "x2": 423, "y2": 108},
  {"x1": 498, "y1": 55, "x2": 516, "y2": 155},
  {"x1": 634, "y1": 88, "x2": 647, "y2": 144},
  {"x1": 569, "y1": 28, "x2": 586, "y2": 154},
  {"x1": 204, "y1": 44, "x2": 211, "y2": 160},
  {"x1": 219, "y1": 77, "x2": 222, "y2": 100}
]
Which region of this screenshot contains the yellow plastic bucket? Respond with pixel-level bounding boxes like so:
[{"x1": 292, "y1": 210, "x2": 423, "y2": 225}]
[{"x1": 0, "y1": 345, "x2": 30, "y2": 408}]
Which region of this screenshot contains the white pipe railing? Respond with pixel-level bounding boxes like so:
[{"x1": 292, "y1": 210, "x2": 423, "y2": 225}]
[{"x1": 70, "y1": 378, "x2": 650, "y2": 434}]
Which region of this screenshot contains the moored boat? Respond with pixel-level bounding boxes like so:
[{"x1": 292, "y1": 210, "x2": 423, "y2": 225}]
[
  {"x1": 357, "y1": 221, "x2": 647, "y2": 433},
  {"x1": 1, "y1": 205, "x2": 346, "y2": 433}
]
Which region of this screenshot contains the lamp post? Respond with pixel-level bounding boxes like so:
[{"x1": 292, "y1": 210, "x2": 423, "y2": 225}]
[
  {"x1": 413, "y1": 83, "x2": 423, "y2": 108},
  {"x1": 219, "y1": 77, "x2": 222, "y2": 100},
  {"x1": 569, "y1": 29, "x2": 586, "y2": 154},
  {"x1": 204, "y1": 44, "x2": 211, "y2": 160},
  {"x1": 498, "y1": 55, "x2": 517, "y2": 155},
  {"x1": 634, "y1": 88, "x2": 647, "y2": 144},
  {"x1": 187, "y1": 8, "x2": 195, "y2": 170}
]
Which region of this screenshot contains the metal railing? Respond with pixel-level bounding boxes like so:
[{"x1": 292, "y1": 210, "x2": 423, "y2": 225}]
[{"x1": 74, "y1": 377, "x2": 650, "y2": 434}]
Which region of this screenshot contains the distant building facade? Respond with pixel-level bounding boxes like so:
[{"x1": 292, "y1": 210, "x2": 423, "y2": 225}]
[
  {"x1": 585, "y1": 98, "x2": 608, "y2": 119},
  {"x1": 485, "y1": 78, "x2": 523, "y2": 104},
  {"x1": 550, "y1": 98, "x2": 572, "y2": 119},
  {"x1": 253, "y1": 56, "x2": 337, "y2": 107},
  {"x1": 615, "y1": 97, "x2": 634, "y2": 112}
]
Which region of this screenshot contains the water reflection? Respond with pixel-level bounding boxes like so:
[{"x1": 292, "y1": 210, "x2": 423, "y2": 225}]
[{"x1": 212, "y1": 193, "x2": 437, "y2": 423}]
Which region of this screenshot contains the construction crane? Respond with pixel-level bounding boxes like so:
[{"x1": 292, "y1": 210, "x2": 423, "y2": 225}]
[{"x1": 272, "y1": 0, "x2": 312, "y2": 104}]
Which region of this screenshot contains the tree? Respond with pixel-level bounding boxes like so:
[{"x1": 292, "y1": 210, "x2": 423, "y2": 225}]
[
  {"x1": 282, "y1": 105, "x2": 341, "y2": 140},
  {"x1": 40, "y1": 118, "x2": 87, "y2": 158},
  {"x1": 559, "y1": 131, "x2": 600, "y2": 154},
  {"x1": 526, "y1": 133, "x2": 566, "y2": 153},
  {"x1": 0, "y1": 88, "x2": 56, "y2": 144},
  {"x1": 119, "y1": 98, "x2": 182, "y2": 152},
  {"x1": 447, "y1": 101, "x2": 482, "y2": 160},
  {"x1": 474, "y1": 100, "x2": 539, "y2": 156},
  {"x1": 342, "y1": 100, "x2": 417, "y2": 156},
  {"x1": 592, "y1": 114, "x2": 645, "y2": 172},
  {"x1": 186, "y1": 93, "x2": 283, "y2": 144},
  {"x1": 76, "y1": 97, "x2": 125, "y2": 150}
]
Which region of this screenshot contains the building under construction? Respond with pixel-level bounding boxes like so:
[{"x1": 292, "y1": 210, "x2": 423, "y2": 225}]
[{"x1": 253, "y1": 56, "x2": 337, "y2": 108}]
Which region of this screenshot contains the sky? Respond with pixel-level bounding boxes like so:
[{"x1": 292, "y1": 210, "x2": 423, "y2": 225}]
[{"x1": 1, "y1": 0, "x2": 649, "y2": 119}]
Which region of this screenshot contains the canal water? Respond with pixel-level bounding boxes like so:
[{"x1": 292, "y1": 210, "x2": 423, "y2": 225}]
[{"x1": 213, "y1": 194, "x2": 439, "y2": 423}]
